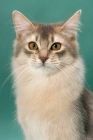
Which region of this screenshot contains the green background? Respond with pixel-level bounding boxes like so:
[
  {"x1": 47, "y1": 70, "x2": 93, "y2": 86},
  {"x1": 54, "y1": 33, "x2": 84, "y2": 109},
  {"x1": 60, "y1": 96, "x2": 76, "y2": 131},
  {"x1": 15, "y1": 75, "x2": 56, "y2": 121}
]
[{"x1": 0, "y1": 0, "x2": 93, "y2": 140}]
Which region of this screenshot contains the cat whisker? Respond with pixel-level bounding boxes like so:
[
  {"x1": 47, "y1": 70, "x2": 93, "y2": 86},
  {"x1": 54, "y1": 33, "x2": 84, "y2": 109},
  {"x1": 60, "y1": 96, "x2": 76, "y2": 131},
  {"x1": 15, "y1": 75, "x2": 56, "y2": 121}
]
[
  {"x1": 13, "y1": 66, "x2": 29, "y2": 85},
  {"x1": 2, "y1": 19, "x2": 13, "y2": 31},
  {"x1": 59, "y1": 60, "x2": 74, "y2": 65},
  {"x1": 0, "y1": 62, "x2": 11, "y2": 71},
  {"x1": 55, "y1": 65, "x2": 76, "y2": 88},
  {"x1": 0, "y1": 64, "x2": 28, "y2": 93},
  {"x1": 71, "y1": 66, "x2": 91, "y2": 91},
  {"x1": 58, "y1": 64, "x2": 88, "y2": 90},
  {"x1": 68, "y1": 66, "x2": 90, "y2": 90}
]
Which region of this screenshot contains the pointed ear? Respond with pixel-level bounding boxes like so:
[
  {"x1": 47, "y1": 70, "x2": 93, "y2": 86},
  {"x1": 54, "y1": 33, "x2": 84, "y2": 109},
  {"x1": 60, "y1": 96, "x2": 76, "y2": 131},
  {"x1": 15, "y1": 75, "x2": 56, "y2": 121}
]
[
  {"x1": 12, "y1": 10, "x2": 35, "y2": 39},
  {"x1": 59, "y1": 10, "x2": 81, "y2": 39}
]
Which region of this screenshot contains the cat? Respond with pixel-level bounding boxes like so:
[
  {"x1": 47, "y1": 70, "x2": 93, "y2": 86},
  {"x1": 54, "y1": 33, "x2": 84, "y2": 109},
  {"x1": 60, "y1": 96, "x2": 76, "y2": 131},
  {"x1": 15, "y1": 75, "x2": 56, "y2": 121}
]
[{"x1": 12, "y1": 10, "x2": 93, "y2": 140}]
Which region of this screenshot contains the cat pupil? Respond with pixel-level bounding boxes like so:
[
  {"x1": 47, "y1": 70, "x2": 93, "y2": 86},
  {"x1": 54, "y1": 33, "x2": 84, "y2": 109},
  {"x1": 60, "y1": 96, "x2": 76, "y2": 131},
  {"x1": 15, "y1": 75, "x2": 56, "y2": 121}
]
[
  {"x1": 54, "y1": 44, "x2": 57, "y2": 48},
  {"x1": 33, "y1": 44, "x2": 35, "y2": 47}
]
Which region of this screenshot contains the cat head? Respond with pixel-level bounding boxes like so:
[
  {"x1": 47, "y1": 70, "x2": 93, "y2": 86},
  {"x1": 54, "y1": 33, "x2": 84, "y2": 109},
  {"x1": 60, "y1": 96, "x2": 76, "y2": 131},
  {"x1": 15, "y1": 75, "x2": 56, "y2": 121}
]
[{"x1": 12, "y1": 10, "x2": 81, "y2": 75}]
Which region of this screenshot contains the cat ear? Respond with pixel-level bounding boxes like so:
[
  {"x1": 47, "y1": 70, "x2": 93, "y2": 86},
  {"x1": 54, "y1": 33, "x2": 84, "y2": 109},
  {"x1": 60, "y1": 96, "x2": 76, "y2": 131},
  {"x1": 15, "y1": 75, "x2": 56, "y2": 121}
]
[
  {"x1": 59, "y1": 10, "x2": 81, "y2": 39},
  {"x1": 12, "y1": 10, "x2": 35, "y2": 39}
]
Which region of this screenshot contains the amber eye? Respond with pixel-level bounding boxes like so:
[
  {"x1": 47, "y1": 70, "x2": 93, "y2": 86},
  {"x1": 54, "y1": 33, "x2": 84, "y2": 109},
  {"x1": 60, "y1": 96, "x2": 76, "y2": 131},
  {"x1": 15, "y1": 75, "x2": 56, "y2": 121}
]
[
  {"x1": 28, "y1": 42, "x2": 38, "y2": 50},
  {"x1": 51, "y1": 43, "x2": 61, "y2": 51}
]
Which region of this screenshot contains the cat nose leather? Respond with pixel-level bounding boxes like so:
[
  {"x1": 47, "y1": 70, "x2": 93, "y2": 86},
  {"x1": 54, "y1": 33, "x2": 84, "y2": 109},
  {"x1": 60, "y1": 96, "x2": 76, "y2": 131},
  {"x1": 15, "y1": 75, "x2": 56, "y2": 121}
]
[{"x1": 39, "y1": 56, "x2": 48, "y2": 63}]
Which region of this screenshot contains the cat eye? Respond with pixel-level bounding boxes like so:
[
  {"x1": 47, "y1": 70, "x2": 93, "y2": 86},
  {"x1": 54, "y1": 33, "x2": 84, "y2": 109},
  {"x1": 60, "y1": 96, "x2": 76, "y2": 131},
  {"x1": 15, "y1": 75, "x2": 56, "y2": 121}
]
[
  {"x1": 51, "y1": 43, "x2": 61, "y2": 51},
  {"x1": 28, "y1": 42, "x2": 38, "y2": 50}
]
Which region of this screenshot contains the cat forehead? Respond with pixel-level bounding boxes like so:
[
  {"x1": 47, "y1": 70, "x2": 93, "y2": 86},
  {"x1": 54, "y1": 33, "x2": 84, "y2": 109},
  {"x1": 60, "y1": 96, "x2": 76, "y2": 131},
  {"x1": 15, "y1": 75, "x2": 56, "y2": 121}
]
[
  {"x1": 26, "y1": 33, "x2": 65, "y2": 44},
  {"x1": 37, "y1": 24, "x2": 54, "y2": 40},
  {"x1": 25, "y1": 24, "x2": 65, "y2": 43}
]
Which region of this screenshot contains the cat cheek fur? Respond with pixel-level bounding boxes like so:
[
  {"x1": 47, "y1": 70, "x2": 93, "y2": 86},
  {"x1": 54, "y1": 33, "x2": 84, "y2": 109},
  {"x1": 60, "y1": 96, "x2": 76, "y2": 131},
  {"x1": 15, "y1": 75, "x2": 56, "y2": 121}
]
[{"x1": 12, "y1": 10, "x2": 87, "y2": 140}]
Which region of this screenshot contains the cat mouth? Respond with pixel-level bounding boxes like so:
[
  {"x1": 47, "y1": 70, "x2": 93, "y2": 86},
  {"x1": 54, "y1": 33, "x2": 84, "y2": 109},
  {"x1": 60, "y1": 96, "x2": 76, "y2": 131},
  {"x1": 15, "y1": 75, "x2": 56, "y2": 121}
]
[
  {"x1": 37, "y1": 63, "x2": 51, "y2": 69},
  {"x1": 42, "y1": 63, "x2": 47, "y2": 67},
  {"x1": 40, "y1": 64, "x2": 48, "y2": 68}
]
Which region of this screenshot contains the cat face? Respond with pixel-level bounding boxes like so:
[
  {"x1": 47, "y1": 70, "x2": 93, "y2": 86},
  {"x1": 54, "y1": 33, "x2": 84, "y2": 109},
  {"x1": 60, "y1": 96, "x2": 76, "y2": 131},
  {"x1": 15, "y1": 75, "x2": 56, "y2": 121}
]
[{"x1": 12, "y1": 10, "x2": 81, "y2": 75}]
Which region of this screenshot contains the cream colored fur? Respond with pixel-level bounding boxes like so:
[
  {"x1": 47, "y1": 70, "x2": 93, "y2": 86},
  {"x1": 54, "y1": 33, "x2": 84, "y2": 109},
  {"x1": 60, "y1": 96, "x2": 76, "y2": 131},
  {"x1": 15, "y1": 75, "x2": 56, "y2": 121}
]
[
  {"x1": 12, "y1": 56, "x2": 85, "y2": 140},
  {"x1": 12, "y1": 10, "x2": 86, "y2": 140}
]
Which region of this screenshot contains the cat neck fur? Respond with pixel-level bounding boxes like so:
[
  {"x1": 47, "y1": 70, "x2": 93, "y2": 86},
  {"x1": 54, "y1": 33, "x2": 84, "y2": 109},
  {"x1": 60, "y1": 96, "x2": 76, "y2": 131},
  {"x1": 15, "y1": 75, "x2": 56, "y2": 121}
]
[{"x1": 12, "y1": 55, "x2": 84, "y2": 100}]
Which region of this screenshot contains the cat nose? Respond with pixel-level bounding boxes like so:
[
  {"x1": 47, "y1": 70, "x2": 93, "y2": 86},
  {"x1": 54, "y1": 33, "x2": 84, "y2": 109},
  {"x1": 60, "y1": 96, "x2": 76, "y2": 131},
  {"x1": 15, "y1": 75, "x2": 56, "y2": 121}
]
[{"x1": 39, "y1": 56, "x2": 48, "y2": 63}]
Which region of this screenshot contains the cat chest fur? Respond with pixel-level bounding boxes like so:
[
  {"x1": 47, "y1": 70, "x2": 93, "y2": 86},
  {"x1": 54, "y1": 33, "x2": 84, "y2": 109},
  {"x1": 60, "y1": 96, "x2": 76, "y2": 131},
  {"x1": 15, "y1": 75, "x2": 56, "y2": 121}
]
[{"x1": 16, "y1": 71, "x2": 85, "y2": 140}]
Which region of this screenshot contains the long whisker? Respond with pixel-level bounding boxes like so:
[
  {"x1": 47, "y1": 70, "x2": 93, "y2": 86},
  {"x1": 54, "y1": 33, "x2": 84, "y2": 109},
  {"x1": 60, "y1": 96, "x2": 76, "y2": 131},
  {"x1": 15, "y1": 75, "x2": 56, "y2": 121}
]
[
  {"x1": 0, "y1": 64, "x2": 28, "y2": 93},
  {"x1": 73, "y1": 67, "x2": 91, "y2": 90},
  {"x1": 59, "y1": 60, "x2": 74, "y2": 66},
  {"x1": 0, "y1": 62, "x2": 11, "y2": 71},
  {"x1": 55, "y1": 65, "x2": 77, "y2": 88},
  {"x1": 60, "y1": 63, "x2": 91, "y2": 90},
  {"x1": 57, "y1": 63, "x2": 90, "y2": 91},
  {"x1": 13, "y1": 66, "x2": 29, "y2": 85},
  {"x1": 2, "y1": 19, "x2": 13, "y2": 31}
]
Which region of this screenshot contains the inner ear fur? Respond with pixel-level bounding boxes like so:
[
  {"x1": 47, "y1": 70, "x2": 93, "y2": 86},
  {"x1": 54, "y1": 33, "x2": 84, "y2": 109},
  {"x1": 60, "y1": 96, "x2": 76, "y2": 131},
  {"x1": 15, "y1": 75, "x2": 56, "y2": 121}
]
[{"x1": 12, "y1": 10, "x2": 35, "y2": 39}]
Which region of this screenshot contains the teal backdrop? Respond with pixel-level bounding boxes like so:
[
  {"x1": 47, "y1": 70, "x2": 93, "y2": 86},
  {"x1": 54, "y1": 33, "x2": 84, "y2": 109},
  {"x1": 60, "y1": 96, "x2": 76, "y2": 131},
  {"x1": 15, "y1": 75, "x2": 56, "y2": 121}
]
[{"x1": 0, "y1": 0, "x2": 93, "y2": 140}]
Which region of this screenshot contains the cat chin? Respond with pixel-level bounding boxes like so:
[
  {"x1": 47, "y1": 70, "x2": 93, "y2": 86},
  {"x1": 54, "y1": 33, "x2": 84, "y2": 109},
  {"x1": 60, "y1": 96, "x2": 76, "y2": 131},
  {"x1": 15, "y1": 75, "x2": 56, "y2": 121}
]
[{"x1": 33, "y1": 65, "x2": 58, "y2": 75}]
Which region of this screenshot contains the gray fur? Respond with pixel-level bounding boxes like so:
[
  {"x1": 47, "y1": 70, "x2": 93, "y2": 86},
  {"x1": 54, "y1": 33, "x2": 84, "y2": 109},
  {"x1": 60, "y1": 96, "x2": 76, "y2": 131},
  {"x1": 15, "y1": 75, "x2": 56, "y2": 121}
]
[
  {"x1": 82, "y1": 88, "x2": 93, "y2": 139},
  {"x1": 37, "y1": 24, "x2": 54, "y2": 40},
  {"x1": 14, "y1": 23, "x2": 78, "y2": 59}
]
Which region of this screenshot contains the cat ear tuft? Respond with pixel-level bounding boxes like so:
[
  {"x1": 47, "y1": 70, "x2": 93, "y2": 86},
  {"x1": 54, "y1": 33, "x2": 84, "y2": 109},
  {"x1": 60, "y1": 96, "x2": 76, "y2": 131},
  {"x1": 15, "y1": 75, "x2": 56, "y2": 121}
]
[
  {"x1": 59, "y1": 10, "x2": 82, "y2": 39},
  {"x1": 12, "y1": 10, "x2": 35, "y2": 39}
]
